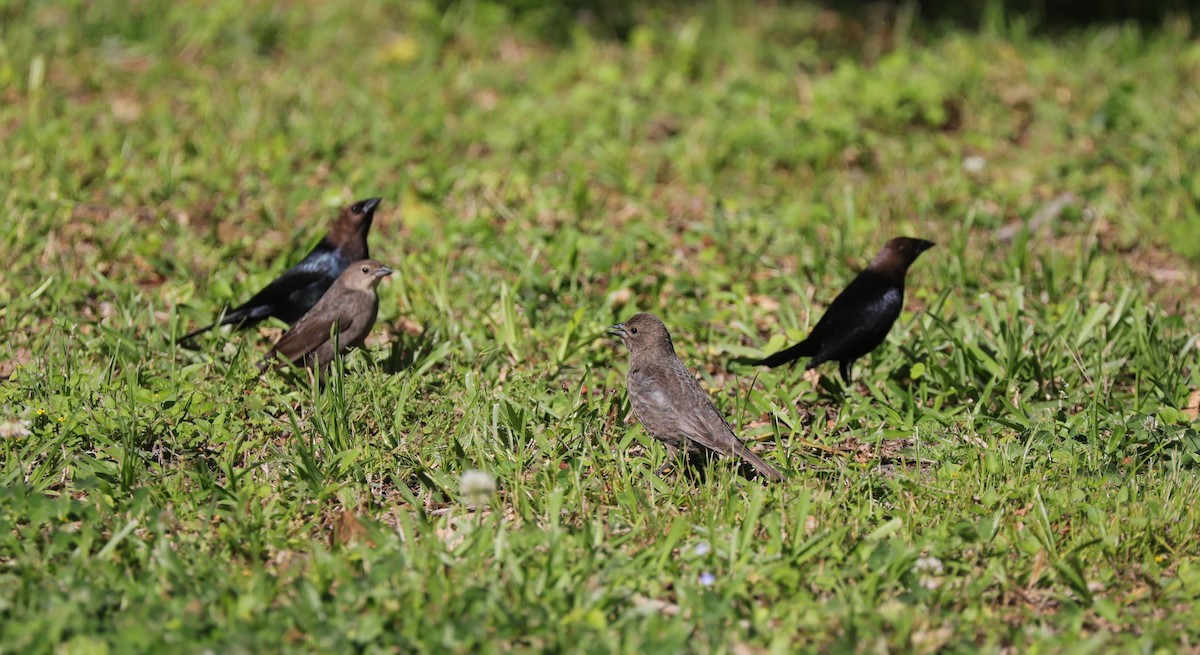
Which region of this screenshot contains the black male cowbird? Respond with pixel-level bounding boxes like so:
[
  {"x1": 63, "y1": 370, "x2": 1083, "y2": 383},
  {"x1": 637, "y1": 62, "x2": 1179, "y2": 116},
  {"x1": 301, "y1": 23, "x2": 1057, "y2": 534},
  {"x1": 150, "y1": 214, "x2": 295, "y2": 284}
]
[
  {"x1": 754, "y1": 237, "x2": 935, "y2": 383},
  {"x1": 179, "y1": 197, "x2": 382, "y2": 343},
  {"x1": 262, "y1": 259, "x2": 392, "y2": 372},
  {"x1": 610, "y1": 313, "x2": 784, "y2": 482}
]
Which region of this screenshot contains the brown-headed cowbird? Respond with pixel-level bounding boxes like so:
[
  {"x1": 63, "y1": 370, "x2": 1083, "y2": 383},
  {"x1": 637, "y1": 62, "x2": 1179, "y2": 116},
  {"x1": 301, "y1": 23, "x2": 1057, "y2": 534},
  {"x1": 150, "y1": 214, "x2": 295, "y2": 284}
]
[
  {"x1": 179, "y1": 197, "x2": 382, "y2": 343},
  {"x1": 610, "y1": 313, "x2": 784, "y2": 482},
  {"x1": 753, "y1": 237, "x2": 935, "y2": 383},
  {"x1": 262, "y1": 259, "x2": 392, "y2": 372}
]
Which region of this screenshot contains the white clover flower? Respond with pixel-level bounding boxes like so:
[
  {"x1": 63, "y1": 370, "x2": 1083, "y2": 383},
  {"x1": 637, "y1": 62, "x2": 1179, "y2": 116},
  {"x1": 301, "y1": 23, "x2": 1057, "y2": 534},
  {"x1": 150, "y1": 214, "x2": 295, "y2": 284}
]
[
  {"x1": 914, "y1": 556, "x2": 944, "y2": 575},
  {"x1": 1142, "y1": 415, "x2": 1160, "y2": 433},
  {"x1": 0, "y1": 420, "x2": 31, "y2": 439},
  {"x1": 460, "y1": 470, "x2": 496, "y2": 506},
  {"x1": 915, "y1": 556, "x2": 945, "y2": 590}
]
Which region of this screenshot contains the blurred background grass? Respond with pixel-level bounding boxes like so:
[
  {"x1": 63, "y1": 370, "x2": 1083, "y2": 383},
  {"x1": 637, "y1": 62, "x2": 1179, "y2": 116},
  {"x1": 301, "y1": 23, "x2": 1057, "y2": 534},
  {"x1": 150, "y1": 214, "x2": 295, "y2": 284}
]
[{"x1": 2, "y1": 0, "x2": 1200, "y2": 652}]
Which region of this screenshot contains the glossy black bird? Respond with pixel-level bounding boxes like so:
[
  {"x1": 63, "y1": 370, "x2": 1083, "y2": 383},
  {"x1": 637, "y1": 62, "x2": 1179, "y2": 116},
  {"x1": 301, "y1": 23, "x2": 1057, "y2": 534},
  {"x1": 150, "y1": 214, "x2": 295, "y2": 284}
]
[
  {"x1": 754, "y1": 237, "x2": 935, "y2": 383},
  {"x1": 178, "y1": 197, "x2": 382, "y2": 343},
  {"x1": 262, "y1": 259, "x2": 392, "y2": 372},
  {"x1": 610, "y1": 313, "x2": 784, "y2": 482}
]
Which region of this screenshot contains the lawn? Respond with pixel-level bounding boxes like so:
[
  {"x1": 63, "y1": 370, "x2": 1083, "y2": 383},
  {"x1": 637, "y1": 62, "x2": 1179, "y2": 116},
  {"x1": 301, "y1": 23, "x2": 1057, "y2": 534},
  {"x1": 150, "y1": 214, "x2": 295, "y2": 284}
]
[{"x1": 2, "y1": 1, "x2": 1200, "y2": 652}]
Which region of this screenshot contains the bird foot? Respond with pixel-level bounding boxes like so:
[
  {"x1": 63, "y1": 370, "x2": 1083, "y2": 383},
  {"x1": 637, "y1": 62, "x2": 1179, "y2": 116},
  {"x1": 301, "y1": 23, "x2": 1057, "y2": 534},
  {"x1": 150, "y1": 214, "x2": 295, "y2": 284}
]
[{"x1": 654, "y1": 461, "x2": 676, "y2": 478}]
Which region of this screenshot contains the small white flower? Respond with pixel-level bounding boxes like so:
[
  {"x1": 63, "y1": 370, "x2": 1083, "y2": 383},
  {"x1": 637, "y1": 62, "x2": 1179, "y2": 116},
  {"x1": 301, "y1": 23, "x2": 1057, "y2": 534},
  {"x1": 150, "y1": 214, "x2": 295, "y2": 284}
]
[
  {"x1": 0, "y1": 420, "x2": 31, "y2": 439},
  {"x1": 460, "y1": 470, "x2": 496, "y2": 506},
  {"x1": 698, "y1": 572, "x2": 716, "y2": 587},
  {"x1": 962, "y1": 155, "x2": 986, "y2": 174},
  {"x1": 915, "y1": 556, "x2": 944, "y2": 590},
  {"x1": 914, "y1": 556, "x2": 944, "y2": 575},
  {"x1": 693, "y1": 541, "x2": 711, "y2": 557}
]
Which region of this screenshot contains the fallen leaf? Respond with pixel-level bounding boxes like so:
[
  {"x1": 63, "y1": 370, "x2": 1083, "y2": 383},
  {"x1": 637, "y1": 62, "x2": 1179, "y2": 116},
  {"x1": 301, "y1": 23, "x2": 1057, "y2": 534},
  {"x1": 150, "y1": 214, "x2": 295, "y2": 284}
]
[
  {"x1": 747, "y1": 294, "x2": 781, "y2": 312},
  {"x1": 803, "y1": 368, "x2": 821, "y2": 386},
  {"x1": 1184, "y1": 389, "x2": 1200, "y2": 421},
  {"x1": 0, "y1": 348, "x2": 31, "y2": 379},
  {"x1": 332, "y1": 509, "x2": 370, "y2": 547},
  {"x1": 397, "y1": 317, "x2": 424, "y2": 336}
]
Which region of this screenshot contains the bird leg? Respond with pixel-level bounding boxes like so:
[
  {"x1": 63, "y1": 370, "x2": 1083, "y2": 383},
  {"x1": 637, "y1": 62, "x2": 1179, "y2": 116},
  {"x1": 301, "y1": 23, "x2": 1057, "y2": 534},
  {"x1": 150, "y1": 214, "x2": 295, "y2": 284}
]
[
  {"x1": 839, "y1": 360, "x2": 854, "y2": 385},
  {"x1": 655, "y1": 443, "x2": 680, "y2": 478}
]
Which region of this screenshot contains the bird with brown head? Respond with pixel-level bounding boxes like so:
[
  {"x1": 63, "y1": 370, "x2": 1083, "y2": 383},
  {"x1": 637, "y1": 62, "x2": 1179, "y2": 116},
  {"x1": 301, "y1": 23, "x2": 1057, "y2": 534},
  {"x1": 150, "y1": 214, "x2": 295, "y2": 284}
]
[
  {"x1": 179, "y1": 197, "x2": 383, "y2": 344},
  {"x1": 262, "y1": 259, "x2": 392, "y2": 373},
  {"x1": 752, "y1": 237, "x2": 935, "y2": 384}
]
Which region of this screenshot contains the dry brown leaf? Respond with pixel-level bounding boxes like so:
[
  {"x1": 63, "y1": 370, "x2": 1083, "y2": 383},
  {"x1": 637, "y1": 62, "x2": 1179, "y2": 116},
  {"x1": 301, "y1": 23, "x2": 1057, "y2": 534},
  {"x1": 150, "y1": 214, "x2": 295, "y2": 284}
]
[
  {"x1": 632, "y1": 595, "x2": 681, "y2": 617},
  {"x1": 804, "y1": 368, "x2": 822, "y2": 386},
  {"x1": 1184, "y1": 389, "x2": 1200, "y2": 421},
  {"x1": 748, "y1": 294, "x2": 781, "y2": 312},
  {"x1": 397, "y1": 317, "x2": 424, "y2": 336},
  {"x1": 332, "y1": 509, "x2": 370, "y2": 547},
  {"x1": 0, "y1": 348, "x2": 32, "y2": 379}
]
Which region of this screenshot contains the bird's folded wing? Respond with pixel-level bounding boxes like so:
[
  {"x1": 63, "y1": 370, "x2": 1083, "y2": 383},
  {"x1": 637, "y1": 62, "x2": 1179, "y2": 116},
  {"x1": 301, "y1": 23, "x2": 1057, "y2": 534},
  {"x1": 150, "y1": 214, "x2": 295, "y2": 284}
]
[
  {"x1": 662, "y1": 367, "x2": 741, "y2": 455},
  {"x1": 236, "y1": 267, "x2": 330, "y2": 311},
  {"x1": 809, "y1": 278, "x2": 900, "y2": 342},
  {"x1": 674, "y1": 403, "x2": 741, "y2": 453},
  {"x1": 271, "y1": 316, "x2": 352, "y2": 364}
]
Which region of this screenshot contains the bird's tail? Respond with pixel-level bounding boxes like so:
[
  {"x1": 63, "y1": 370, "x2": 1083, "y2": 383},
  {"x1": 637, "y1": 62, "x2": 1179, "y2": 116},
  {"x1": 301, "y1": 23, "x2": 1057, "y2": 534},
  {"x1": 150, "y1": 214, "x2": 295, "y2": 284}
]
[
  {"x1": 735, "y1": 445, "x2": 784, "y2": 482},
  {"x1": 257, "y1": 348, "x2": 279, "y2": 372},
  {"x1": 176, "y1": 307, "x2": 256, "y2": 345},
  {"x1": 754, "y1": 339, "x2": 816, "y2": 368},
  {"x1": 176, "y1": 322, "x2": 215, "y2": 345}
]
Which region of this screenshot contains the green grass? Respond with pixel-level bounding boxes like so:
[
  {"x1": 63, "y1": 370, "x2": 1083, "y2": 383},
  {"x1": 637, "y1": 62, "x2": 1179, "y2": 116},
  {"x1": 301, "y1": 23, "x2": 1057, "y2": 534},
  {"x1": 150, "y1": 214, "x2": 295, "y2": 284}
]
[{"x1": 3, "y1": 0, "x2": 1200, "y2": 652}]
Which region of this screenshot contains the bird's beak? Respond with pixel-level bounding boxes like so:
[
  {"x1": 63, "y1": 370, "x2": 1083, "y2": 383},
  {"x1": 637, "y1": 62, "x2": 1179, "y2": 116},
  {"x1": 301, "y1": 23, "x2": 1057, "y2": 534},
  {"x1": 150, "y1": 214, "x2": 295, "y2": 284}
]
[
  {"x1": 917, "y1": 239, "x2": 936, "y2": 252},
  {"x1": 360, "y1": 197, "x2": 382, "y2": 215},
  {"x1": 606, "y1": 323, "x2": 627, "y2": 339},
  {"x1": 375, "y1": 265, "x2": 393, "y2": 278}
]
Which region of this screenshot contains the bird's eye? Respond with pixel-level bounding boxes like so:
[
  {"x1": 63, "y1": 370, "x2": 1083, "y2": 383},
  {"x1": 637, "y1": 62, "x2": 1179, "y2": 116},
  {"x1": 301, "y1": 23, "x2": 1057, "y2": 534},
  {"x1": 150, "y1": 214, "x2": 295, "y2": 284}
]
[
  {"x1": 352, "y1": 203, "x2": 363, "y2": 213},
  {"x1": 361, "y1": 265, "x2": 370, "y2": 274},
  {"x1": 630, "y1": 327, "x2": 638, "y2": 334}
]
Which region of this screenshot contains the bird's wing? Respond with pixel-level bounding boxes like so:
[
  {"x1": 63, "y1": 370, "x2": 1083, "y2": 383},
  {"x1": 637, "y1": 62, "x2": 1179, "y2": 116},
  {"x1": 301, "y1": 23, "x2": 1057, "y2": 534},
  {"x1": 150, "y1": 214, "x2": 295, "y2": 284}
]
[
  {"x1": 671, "y1": 373, "x2": 783, "y2": 480},
  {"x1": 805, "y1": 272, "x2": 902, "y2": 351},
  {"x1": 661, "y1": 363, "x2": 743, "y2": 455},
  {"x1": 629, "y1": 360, "x2": 782, "y2": 479},
  {"x1": 268, "y1": 314, "x2": 353, "y2": 365},
  {"x1": 233, "y1": 264, "x2": 332, "y2": 314}
]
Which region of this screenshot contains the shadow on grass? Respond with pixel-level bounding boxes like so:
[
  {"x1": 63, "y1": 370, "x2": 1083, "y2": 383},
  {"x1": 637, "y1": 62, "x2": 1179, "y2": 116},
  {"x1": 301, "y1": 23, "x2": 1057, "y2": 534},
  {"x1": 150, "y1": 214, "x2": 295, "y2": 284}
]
[{"x1": 382, "y1": 322, "x2": 442, "y2": 375}]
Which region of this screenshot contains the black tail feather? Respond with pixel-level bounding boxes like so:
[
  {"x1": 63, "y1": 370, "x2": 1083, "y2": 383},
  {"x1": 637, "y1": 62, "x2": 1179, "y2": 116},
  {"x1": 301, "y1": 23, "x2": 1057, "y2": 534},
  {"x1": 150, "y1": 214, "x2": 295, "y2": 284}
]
[
  {"x1": 177, "y1": 321, "x2": 218, "y2": 345},
  {"x1": 755, "y1": 339, "x2": 815, "y2": 368},
  {"x1": 176, "y1": 308, "x2": 258, "y2": 345}
]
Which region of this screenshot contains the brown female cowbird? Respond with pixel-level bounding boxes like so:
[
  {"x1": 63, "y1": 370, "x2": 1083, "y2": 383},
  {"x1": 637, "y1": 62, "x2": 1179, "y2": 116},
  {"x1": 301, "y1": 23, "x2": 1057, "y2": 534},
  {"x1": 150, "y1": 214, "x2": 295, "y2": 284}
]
[
  {"x1": 262, "y1": 260, "x2": 392, "y2": 372},
  {"x1": 754, "y1": 237, "x2": 935, "y2": 383},
  {"x1": 610, "y1": 313, "x2": 784, "y2": 482},
  {"x1": 179, "y1": 197, "x2": 382, "y2": 343}
]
